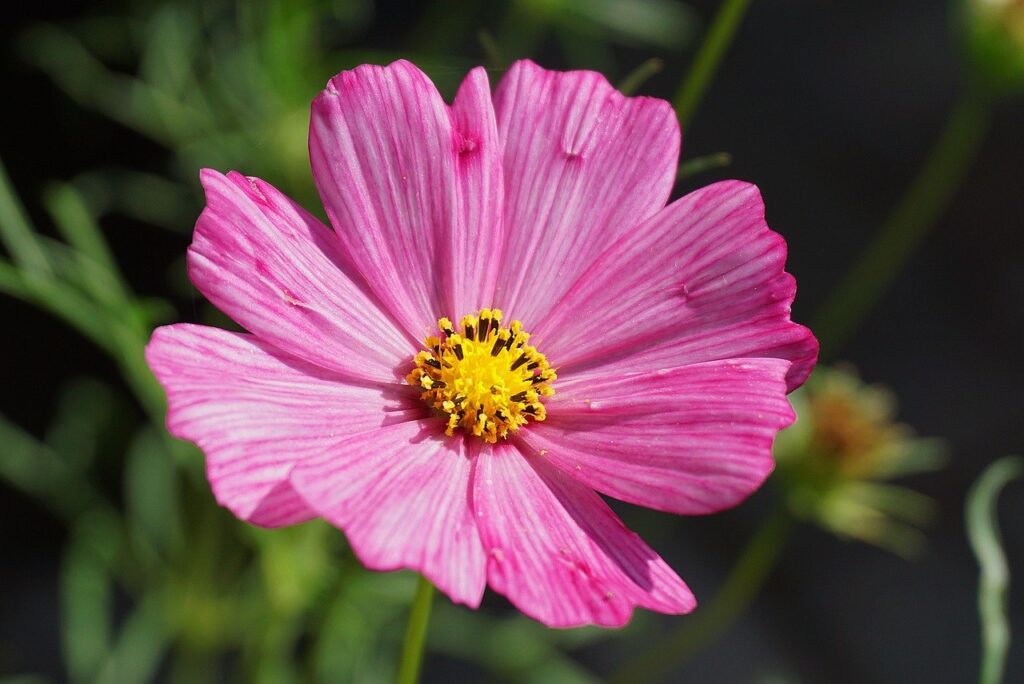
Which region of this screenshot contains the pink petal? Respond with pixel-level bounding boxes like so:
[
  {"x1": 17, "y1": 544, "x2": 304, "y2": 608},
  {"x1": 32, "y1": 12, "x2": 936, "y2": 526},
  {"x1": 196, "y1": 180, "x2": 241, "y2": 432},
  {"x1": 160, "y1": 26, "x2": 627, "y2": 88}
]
[
  {"x1": 145, "y1": 324, "x2": 420, "y2": 526},
  {"x1": 519, "y1": 359, "x2": 794, "y2": 515},
  {"x1": 534, "y1": 181, "x2": 818, "y2": 390},
  {"x1": 474, "y1": 443, "x2": 695, "y2": 627},
  {"x1": 491, "y1": 60, "x2": 680, "y2": 328},
  {"x1": 189, "y1": 170, "x2": 414, "y2": 383},
  {"x1": 289, "y1": 422, "x2": 486, "y2": 607},
  {"x1": 309, "y1": 61, "x2": 504, "y2": 337}
]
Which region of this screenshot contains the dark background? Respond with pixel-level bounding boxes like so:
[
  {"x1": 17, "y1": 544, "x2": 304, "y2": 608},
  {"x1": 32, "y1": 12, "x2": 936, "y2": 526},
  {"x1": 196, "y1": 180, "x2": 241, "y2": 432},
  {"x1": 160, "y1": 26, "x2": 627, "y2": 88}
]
[{"x1": 2, "y1": 0, "x2": 1022, "y2": 682}]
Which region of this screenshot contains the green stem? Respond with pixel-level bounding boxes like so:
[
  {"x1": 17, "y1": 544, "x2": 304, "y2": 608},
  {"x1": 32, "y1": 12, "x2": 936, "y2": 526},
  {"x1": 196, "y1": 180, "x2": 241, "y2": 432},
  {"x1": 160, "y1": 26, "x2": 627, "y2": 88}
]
[
  {"x1": 608, "y1": 507, "x2": 792, "y2": 684},
  {"x1": 618, "y1": 58, "x2": 664, "y2": 96},
  {"x1": 673, "y1": 0, "x2": 753, "y2": 128},
  {"x1": 677, "y1": 151, "x2": 733, "y2": 180},
  {"x1": 966, "y1": 456, "x2": 1023, "y2": 684},
  {"x1": 396, "y1": 575, "x2": 436, "y2": 684},
  {"x1": 813, "y1": 87, "x2": 992, "y2": 357}
]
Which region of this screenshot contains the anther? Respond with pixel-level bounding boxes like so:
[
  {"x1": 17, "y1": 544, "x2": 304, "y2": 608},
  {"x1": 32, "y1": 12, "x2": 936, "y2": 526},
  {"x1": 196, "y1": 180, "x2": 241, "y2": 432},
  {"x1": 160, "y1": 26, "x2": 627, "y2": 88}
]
[{"x1": 408, "y1": 309, "x2": 555, "y2": 443}]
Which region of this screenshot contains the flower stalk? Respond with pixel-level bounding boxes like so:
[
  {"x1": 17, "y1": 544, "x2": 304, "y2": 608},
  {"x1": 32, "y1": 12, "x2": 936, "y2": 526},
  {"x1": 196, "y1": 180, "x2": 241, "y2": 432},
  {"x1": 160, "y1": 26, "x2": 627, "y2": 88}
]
[
  {"x1": 396, "y1": 575, "x2": 436, "y2": 684},
  {"x1": 966, "y1": 456, "x2": 1023, "y2": 684},
  {"x1": 813, "y1": 85, "x2": 992, "y2": 356},
  {"x1": 673, "y1": 0, "x2": 754, "y2": 128}
]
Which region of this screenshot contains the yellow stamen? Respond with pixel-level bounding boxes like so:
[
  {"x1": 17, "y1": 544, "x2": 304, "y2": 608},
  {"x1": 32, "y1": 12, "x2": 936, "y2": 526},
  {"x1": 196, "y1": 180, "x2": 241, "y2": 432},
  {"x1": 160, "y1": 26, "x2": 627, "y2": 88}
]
[{"x1": 406, "y1": 309, "x2": 556, "y2": 443}]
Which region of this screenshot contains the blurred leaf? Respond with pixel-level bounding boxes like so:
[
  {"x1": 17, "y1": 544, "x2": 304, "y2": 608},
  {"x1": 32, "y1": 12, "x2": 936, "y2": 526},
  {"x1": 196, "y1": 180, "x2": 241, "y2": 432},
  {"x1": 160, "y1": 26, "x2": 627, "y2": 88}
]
[
  {"x1": 125, "y1": 426, "x2": 184, "y2": 561},
  {"x1": 43, "y1": 183, "x2": 123, "y2": 295},
  {"x1": 34, "y1": 235, "x2": 125, "y2": 311},
  {"x1": 868, "y1": 437, "x2": 949, "y2": 479},
  {"x1": 524, "y1": 659, "x2": 599, "y2": 684},
  {"x1": 0, "y1": 258, "x2": 118, "y2": 355},
  {"x1": 139, "y1": 4, "x2": 201, "y2": 100},
  {"x1": 840, "y1": 481, "x2": 937, "y2": 526},
  {"x1": 0, "y1": 157, "x2": 51, "y2": 276},
  {"x1": 819, "y1": 493, "x2": 928, "y2": 558},
  {"x1": 17, "y1": 24, "x2": 211, "y2": 145},
  {"x1": 94, "y1": 591, "x2": 172, "y2": 684},
  {"x1": 73, "y1": 168, "x2": 197, "y2": 234},
  {"x1": 521, "y1": 0, "x2": 698, "y2": 49},
  {"x1": 45, "y1": 377, "x2": 121, "y2": 471},
  {"x1": 310, "y1": 569, "x2": 416, "y2": 684},
  {"x1": 61, "y1": 510, "x2": 122, "y2": 684},
  {"x1": 0, "y1": 411, "x2": 107, "y2": 520},
  {"x1": 966, "y1": 456, "x2": 1023, "y2": 684},
  {"x1": 430, "y1": 605, "x2": 605, "y2": 682}
]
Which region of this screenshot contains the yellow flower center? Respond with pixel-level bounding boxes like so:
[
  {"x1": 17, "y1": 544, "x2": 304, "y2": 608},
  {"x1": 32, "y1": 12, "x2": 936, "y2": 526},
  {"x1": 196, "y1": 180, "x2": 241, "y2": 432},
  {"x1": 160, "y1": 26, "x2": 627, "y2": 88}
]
[{"x1": 406, "y1": 308, "x2": 556, "y2": 443}]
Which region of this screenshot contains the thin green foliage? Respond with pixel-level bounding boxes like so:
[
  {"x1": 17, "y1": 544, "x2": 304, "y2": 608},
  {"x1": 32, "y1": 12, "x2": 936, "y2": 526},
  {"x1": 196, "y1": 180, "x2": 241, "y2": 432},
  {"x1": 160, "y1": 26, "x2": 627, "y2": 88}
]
[{"x1": 966, "y1": 456, "x2": 1022, "y2": 684}]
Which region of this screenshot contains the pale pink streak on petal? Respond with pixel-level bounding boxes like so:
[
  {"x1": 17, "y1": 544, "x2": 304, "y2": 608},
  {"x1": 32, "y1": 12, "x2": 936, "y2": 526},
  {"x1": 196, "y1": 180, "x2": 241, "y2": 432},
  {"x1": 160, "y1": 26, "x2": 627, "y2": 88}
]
[
  {"x1": 189, "y1": 170, "x2": 413, "y2": 383},
  {"x1": 520, "y1": 359, "x2": 794, "y2": 515},
  {"x1": 474, "y1": 443, "x2": 695, "y2": 628},
  {"x1": 492, "y1": 60, "x2": 679, "y2": 327},
  {"x1": 145, "y1": 324, "x2": 420, "y2": 526},
  {"x1": 310, "y1": 61, "x2": 503, "y2": 337},
  {"x1": 290, "y1": 422, "x2": 486, "y2": 607},
  {"x1": 535, "y1": 181, "x2": 818, "y2": 390}
]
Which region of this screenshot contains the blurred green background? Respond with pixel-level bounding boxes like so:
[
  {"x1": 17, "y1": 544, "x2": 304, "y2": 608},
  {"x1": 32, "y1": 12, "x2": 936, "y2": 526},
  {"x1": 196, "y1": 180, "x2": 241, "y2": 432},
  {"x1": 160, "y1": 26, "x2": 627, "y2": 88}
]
[{"x1": 1, "y1": 0, "x2": 1022, "y2": 682}]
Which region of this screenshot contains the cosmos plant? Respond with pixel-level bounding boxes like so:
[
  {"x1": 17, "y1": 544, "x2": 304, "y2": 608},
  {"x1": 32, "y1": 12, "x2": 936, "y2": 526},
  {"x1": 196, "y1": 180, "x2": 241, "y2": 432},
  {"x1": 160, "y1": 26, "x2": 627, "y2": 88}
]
[{"x1": 145, "y1": 59, "x2": 817, "y2": 629}]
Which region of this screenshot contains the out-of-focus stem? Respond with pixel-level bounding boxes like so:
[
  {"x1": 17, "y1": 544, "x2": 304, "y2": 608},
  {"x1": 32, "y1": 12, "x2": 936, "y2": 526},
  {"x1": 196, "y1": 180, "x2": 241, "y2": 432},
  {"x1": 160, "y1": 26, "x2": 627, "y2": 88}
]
[
  {"x1": 966, "y1": 456, "x2": 1023, "y2": 684},
  {"x1": 677, "y1": 151, "x2": 733, "y2": 180},
  {"x1": 813, "y1": 87, "x2": 992, "y2": 356},
  {"x1": 608, "y1": 507, "x2": 792, "y2": 684},
  {"x1": 618, "y1": 58, "x2": 664, "y2": 96},
  {"x1": 673, "y1": 0, "x2": 753, "y2": 128},
  {"x1": 396, "y1": 575, "x2": 436, "y2": 684}
]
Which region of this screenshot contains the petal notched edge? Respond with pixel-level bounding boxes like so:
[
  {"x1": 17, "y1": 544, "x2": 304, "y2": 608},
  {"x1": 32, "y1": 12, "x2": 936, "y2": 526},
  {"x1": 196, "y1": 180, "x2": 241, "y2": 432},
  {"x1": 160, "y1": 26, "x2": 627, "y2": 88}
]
[
  {"x1": 524, "y1": 358, "x2": 795, "y2": 515},
  {"x1": 474, "y1": 442, "x2": 695, "y2": 628},
  {"x1": 188, "y1": 169, "x2": 413, "y2": 383},
  {"x1": 491, "y1": 59, "x2": 681, "y2": 328},
  {"x1": 536, "y1": 180, "x2": 818, "y2": 392}
]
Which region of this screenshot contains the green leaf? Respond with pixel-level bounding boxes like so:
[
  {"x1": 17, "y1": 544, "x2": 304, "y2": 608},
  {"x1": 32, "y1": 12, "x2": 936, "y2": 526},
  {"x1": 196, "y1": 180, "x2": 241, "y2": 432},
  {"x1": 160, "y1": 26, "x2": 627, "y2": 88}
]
[
  {"x1": 61, "y1": 511, "x2": 122, "y2": 683},
  {"x1": 94, "y1": 592, "x2": 172, "y2": 684},
  {"x1": 125, "y1": 426, "x2": 184, "y2": 561},
  {"x1": 45, "y1": 377, "x2": 121, "y2": 471},
  {"x1": 0, "y1": 258, "x2": 119, "y2": 356},
  {"x1": 0, "y1": 411, "x2": 106, "y2": 520},
  {"x1": 17, "y1": 24, "x2": 210, "y2": 145},
  {"x1": 72, "y1": 168, "x2": 196, "y2": 234},
  {"x1": 966, "y1": 456, "x2": 1023, "y2": 684},
  {"x1": 43, "y1": 184, "x2": 120, "y2": 287},
  {"x1": 0, "y1": 157, "x2": 51, "y2": 276},
  {"x1": 430, "y1": 604, "x2": 606, "y2": 682}
]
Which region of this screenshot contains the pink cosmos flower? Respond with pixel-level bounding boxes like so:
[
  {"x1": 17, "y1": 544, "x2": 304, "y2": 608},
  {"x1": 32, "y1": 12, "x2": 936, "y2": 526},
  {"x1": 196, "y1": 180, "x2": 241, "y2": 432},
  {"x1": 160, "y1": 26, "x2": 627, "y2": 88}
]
[{"x1": 145, "y1": 59, "x2": 817, "y2": 628}]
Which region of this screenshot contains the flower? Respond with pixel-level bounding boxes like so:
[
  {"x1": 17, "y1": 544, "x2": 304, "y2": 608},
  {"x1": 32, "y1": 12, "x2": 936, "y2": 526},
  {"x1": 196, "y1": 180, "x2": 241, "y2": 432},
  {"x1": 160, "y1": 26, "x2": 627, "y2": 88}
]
[
  {"x1": 773, "y1": 365, "x2": 946, "y2": 556},
  {"x1": 145, "y1": 59, "x2": 818, "y2": 627}
]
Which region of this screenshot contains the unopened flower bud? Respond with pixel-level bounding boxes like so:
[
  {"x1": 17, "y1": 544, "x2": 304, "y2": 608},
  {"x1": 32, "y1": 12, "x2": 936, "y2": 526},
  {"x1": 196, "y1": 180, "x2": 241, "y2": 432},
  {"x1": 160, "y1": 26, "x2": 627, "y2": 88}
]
[{"x1": 962, "y1": 0, "x2": 1024, "y2": 93}]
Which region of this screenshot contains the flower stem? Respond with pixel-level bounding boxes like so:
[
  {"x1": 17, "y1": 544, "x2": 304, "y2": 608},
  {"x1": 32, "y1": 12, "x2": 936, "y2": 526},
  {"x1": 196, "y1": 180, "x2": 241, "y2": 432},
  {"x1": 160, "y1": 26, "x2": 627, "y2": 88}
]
[
  {"x1": 813, "y1": 86, "x2": 992, "y2": 357},
  {"x1": 608, "y1": 507, "x2": 792, "y2": 684},
  {"x1": 673, "y1": 0, "x2": 754, "y2": 128},
  {"x1": 966, "y1": 456, "x2": 1023, "y2": 684},
  {"x1": 396, "y1": 574, "x2": 436, "y2": 684}
]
